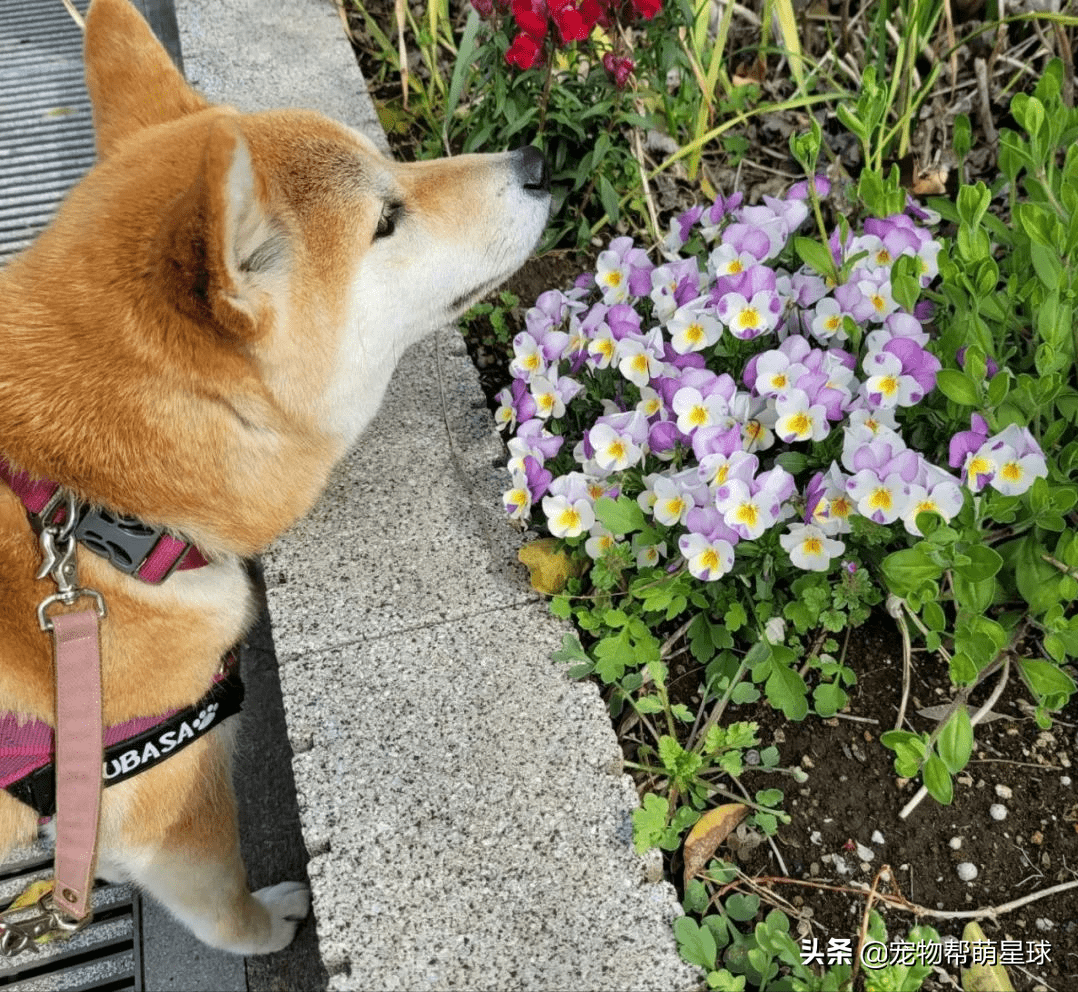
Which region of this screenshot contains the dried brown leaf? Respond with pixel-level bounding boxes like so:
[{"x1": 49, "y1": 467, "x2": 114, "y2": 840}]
[{"x1": 682, "y1": 803, "x2": 749, "y2": 888}]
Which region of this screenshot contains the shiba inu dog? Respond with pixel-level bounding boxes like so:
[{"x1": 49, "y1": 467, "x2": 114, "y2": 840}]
[{"x1": 0, "y1": 0, "x2": 549, "y2": 954}]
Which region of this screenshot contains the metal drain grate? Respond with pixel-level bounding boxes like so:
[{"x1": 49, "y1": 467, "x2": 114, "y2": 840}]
[
  {"x1": 0, "y1": 0, "x2": 95, "y2": 262},
  {"x1": 0, "y1": 844, "x2": 142, "y2": 990}
]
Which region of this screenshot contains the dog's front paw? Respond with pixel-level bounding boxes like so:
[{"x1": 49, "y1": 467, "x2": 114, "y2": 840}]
[{"x1": 252, "y1": 881, "x2": 310, "y2": 953}]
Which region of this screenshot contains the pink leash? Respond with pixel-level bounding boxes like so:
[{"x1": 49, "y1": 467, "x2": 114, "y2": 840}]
[
  {"x1": 33, "y1": 489, "x2": 108, "y2": 927},
  {"x1": 48, "y1": 611, "x2": 104, "y2": 920}
]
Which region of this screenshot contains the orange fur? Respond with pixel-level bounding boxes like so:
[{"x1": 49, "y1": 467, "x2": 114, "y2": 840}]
[{"x1": 0, "y1": 0, "x2": 548, "y2": 952}]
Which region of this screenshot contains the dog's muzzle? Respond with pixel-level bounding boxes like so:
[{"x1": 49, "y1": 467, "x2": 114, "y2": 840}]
[{"x1": 513, "y1": 145, "x2": 549, "y2": 196}]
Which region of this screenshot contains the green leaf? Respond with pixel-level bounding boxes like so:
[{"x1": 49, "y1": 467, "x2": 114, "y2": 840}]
[
  {"x1": 598, "y1": 174, "x2": 620, "y2": 224},
  {"x1": 793, "y1": 236, "x2": 836, "y2": 278},
  {"x1": 952, "y1": 544, "x2": 1003, "y2": 583},
  {"x1": 881, "y1": 547, "x2": 943, "y2": 595},
  {"x1": 551, "y1": 632, "x2": 589, "y2": 664},
  {"x1": 922, "y1": 754, "x2": 954, "y2": 804},
  {"x1": 725, "y1": 892, "x2": 760, "y2": 922},
  {"x1": 594, "y1": 495, "x2": 645, "y2": 536},
  {"x1": 675, "y1": 916, "x2": 717, "y2": 971},
  {"x1": 935, "y1": 369, "x2": 980, "y2": 406},
  {"x1": 813, "y1": 681, "x2": 848, "y2": 718},
  {"x1": 937, "y1": 708, "x2": 974, "y2": 774},
  {"x1": 725, "y1": 601, "x2": 747, "y2": 631},
  {"x1": 1020, "y1": 659, "x2": 1077, "y2": 704},
  {"x1": 765, "y1": 663, "x2": 809, "y2": 720},
  {"x1": 631, "y1": 793, "x2": 669, "y2": 853}
]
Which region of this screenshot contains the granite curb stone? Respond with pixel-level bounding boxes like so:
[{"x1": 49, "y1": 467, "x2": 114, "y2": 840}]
[{"x1": 175, "y1": 0, "x2": 700, "y2": 986}]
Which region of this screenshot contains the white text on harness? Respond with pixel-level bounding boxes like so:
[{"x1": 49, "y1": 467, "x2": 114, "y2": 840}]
[{"x1": 102, "y1": 702, "x2": 220, "y2": 781}]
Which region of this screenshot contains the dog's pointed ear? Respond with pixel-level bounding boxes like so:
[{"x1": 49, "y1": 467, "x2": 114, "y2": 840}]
[
  {"x1": 153, "y1": 119, "x2": 283, "y2": 343},
  {"x1": 84, "y1": 0, "x2": 209, "y2": 157}
]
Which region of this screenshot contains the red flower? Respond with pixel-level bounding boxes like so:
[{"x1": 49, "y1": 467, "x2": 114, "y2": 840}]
[
  {"x1": 511, "y1": 0, "x2": 549, "y2": 40},
  {"x1": 470, "y1": 0, "x2": 495, "y2": 16},
  {"x1": 549, "y1": 0, "x2": 589, "y2": 42},
  {"x1": 506, "y1": 30, "x2": 544, "y2": 70},
  {"x1": 580, "y1": 0, "x2": 611, "y2": 28},
  {"x1": 602, "y1": 51, "x2": 634, "y2": 88},
  {"x1": 628, "y1": 0, "x2": 661, "y2": 19}
]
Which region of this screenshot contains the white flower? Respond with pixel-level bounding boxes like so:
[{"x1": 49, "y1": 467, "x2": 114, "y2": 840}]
[
  {"x1": 678, "y1": 532, "x2": 735, "y2": 581},
  {"x1": 987, "y1": 445, "x2": 1048, "y2": 496},
  {"x1": 617, "y1": 335, "x2": 664, "y2": 387},
  {"x1": 810, "y1": 297, "x2": 847, "y2": 342},
  {"x1": 596, "y1": 250, "x2": 630, "y2": 304},
  {"x1": 672, "y1": 386, "x2": 727, "y2": 434},
  {"x1": 780, "y1": 524, "x2": 845, "y2": 571},
  {"x1": 846, "y1": 470, "x2": 910, "y2": 524},
  {"x1": 774, "y1": 388, "x2": 830, "y2": 443},
  {"x1": 651, "y1": 475, "x2": 694, "y2": 526},
  {"x1": 542, "y1": 494, "x2": 595, "y2": 538},
  {"x1": 588, "y1": 423, "x2": 643, "y2": 472},
  {"x1": 667, "y1": 303, "x2": 722, "y2": 355}
]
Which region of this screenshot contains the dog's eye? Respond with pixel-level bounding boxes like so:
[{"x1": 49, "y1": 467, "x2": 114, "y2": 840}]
[{"x1": 375, "y1": 202, "x2": 402, "y2": 241}]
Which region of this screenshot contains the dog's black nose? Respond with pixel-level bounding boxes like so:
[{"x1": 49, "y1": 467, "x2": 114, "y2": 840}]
[{"x1": 513, "y1": 145, "x2": 549, "y2": 194}]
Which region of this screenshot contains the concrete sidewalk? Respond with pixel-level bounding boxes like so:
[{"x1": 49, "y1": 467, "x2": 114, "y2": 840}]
[{"x1": 176, "y1": 0, "x2": 698, "y2": 987}]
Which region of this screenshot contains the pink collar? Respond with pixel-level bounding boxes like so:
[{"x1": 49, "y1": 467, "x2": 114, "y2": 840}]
[{"x1": 0, "y1": 456, "x2": 208, "y2": 583}]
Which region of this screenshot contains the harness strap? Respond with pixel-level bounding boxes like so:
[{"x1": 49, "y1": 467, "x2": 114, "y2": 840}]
[
  {"x1": 2, "y1": 652, "x2": 244, "y2": 819},
  {"x1": 0, "y1": 456, "x2": 209, "y2": 583},
  {"x1": 49, "y1": 611, "x2": 104, "y2": 922}
]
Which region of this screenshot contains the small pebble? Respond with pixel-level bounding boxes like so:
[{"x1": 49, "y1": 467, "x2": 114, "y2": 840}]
[
  {"x1": 949, "y1": 836, "x2": 963, "y2": 850},
  {"x1": 995, "y1": 784, "x2": 1013, "y2": 799},
  {"x1": 856, "y1": 842, "x2": 874, "y2": 862},
  {"x1": 990, "y1": 804, "x2": 1008, "y2": 821},
  {"x1": 957, "y1": 862, "x2": 978, "y2": 881},
  {"x1": 1061, "y1": 775, "x2": 1071, "y2": 786},
  {"x1": 871, "y1": 830, "x2": 885, "y2": 845},
  {"x1": 1036, "y1": 918, "x2": 1054, "y2": 932}
]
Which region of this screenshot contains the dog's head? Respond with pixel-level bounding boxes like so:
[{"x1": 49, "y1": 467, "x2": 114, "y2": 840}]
[{"x1": 0, "y1": 0, "x2": 549, "y2": 552}]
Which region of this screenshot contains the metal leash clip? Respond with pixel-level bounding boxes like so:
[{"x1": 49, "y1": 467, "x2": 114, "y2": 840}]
[
  {"x1": 34, "y1": 489, "x2": 107, "y2": 632},
  {"x1": 0, "y1": 890, "x2": 87, "y2": 958}
]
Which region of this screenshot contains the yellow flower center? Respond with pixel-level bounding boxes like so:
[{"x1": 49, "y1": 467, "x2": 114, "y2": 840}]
[
  {"x1": 556, "y1": 506, "x2": 581, "y2": 531},
  {"x1": 802, "y1": 536, "x2": 823, "y2": 555},
  {"x1": 878, "y1": 375, "x2": 899, "y2": 396},
  {"x1": 737, "y1": 307, "x2": 761, "y2": 330},
  {"x1": 735, "y1": 504, "x2": 758, "y2": 527},
  {"x1": 699, "y1": 548, "x2": 720, "y2": 572},
  {"x1": 685, "y1": 323, "x2": 705, "y2": 345},
  {"x1": 663, "y1": 498, "x2": 686, "y2": 519},
  {"x1": 830, "y1": 496, "x2": 853, "y2": 518},
  {"x1": 787, "y1": 412, "x2": 811, "y2": 437},
  {"x1": 688, "y1": 405, "x2": 709, "y2": 427},
  {"x1": 607, "y1": 439, "x2": 626, "y2": 462},
  {"x1": 1000, "y1": 461, "x2": 1023, "y2": 482},
  {"x1": 868, "y1": 487, "x2": 893, "y2": 511},
  {"x1": 603, "y1": 270, "x2": 622, "y2": 287}
]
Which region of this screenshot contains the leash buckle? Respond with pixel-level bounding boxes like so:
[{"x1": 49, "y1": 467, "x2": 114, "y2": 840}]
[
  {"x1": 0, "y1": 890, "x2": 88, "y2": 958},
  {"x1": 34, "y1": 489, "x2": 108, "y2": 631}
]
